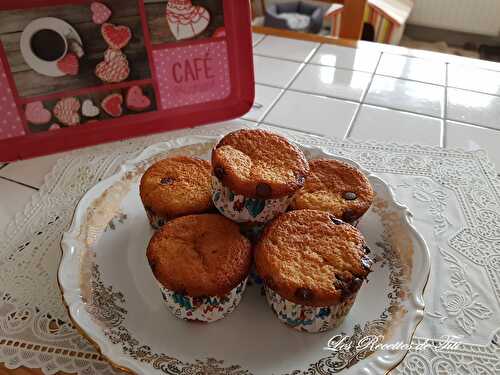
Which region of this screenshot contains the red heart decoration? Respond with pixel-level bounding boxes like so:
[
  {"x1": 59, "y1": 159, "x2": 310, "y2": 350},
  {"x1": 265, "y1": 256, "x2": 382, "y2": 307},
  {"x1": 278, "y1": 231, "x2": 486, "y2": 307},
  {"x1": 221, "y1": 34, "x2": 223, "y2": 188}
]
[
  {"x1": 102, "y1": 93, "x2": 123, "y2": 117},
  {"x1": 25, "y1": 101, "x2": 51, "y2": 125},
  {"x1": 95, "y1": 49, "x2": 130, "y2": 83},
  {"x1": 101, "y1": 23, "x2": 132, "y2": 50},
  {"x1": 126, "y1": 86, "x2": 151, "y2": 111},
  {"x1": 57, "y1": 53, "x2": 79, "y2": 76},
  {"x1": 91, "y1": 2, "x2": 112, "y2": 25},
  {"x1": 212, "y1": 27, "x2": 226, "y2": 38}
]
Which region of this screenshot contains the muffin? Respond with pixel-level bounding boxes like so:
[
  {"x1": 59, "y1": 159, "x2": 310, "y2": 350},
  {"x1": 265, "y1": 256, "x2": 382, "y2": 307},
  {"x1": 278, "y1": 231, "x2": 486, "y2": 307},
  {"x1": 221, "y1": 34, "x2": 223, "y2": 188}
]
[
  {"x1": 140, "y1": 156, "x2": 213, "y2": 229},
  {"x1": 212, "y1": 129, "x2": 309, "y2": 223},
  {"x1": 255, "y1": 210, "x2": 372, "y2": 333},
  {"x1": 291, "y1": 159, "x2": 374, "y2": 225},
  {"x1": 146, "y1": 214, "x2": 252, "y2": 322}
]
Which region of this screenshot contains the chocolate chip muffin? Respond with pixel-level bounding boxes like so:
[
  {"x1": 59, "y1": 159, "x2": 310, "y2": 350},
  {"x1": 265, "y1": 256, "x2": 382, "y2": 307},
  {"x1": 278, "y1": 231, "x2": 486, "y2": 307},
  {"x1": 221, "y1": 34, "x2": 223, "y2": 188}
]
[
  {"x1": 140, "y1": 156, "x2": 213, "y2": 229},
  {"x1": 211, "y1": 129, "x2": 309, "y2": 223},
  {"x1": 255, "y1": 209, "x2": 372, "y2": 332},
  {"x1": 291, "y1": 159, "x2": 374, "y2": 225},
  {"x1": 147, "y1": 214, "x2": 252, "y2": 322}
]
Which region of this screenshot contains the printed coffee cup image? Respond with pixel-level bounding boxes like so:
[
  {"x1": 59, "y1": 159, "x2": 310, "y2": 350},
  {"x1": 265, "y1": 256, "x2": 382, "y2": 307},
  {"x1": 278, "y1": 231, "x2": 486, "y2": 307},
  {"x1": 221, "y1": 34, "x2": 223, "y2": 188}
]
[
  {"x1": 30, "y1": 29, "x2": 68, "y2": 62},
  {"x1": 20, "y1": 17, "x2": 83, "y2": 77}
]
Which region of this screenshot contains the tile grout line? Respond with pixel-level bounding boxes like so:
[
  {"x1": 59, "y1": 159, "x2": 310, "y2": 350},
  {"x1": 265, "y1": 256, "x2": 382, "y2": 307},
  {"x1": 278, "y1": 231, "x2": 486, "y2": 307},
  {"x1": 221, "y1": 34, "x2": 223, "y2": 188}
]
[
  {"x1": 258, "y1": 43, "x2": 322, "y2": 125},
  {"x1": 442, "y1": 63, "x2": 449, "y2": 148},
  {"x1": 343, "y1": 51, "x2": 384, "y2": 139},
  {"x1": 253, "y1": 32, "x2": 500, "y2": 74},
  {"x1": 0, "y1": 176, "x2": 39, "y2": 191},
  {"x1": 260, "y1": 121, "x2": 328, "y2": 138},
  {"x1": 252, "y1": 34, "x2": 267, "y2": 48},
  {"x1": 0, "y1": 164, "x2": 8, "y2": 171},
  {"x1": 255, "y1": 81, "x2": 500, "y2": 134},
  {"x1": 255, "y1": 52, "x2": 500, "y2": 99}
]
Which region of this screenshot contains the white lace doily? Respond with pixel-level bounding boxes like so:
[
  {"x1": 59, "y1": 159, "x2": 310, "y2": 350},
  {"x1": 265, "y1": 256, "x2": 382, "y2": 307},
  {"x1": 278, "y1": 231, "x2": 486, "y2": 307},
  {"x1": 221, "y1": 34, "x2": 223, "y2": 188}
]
[{"x1": 1, "y1": 122, "x2": 499, "y2": 374}]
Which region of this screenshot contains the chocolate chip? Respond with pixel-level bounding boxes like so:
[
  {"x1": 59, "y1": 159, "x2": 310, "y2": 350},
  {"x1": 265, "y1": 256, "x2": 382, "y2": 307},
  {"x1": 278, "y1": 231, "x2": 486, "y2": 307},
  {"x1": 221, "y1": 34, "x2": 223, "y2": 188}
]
[
  {"x1": 213, "y1": 167, "x2": 225, "y2": 180},
  {"x1": 330, "y1": 215, "x2": 344, "y2": 225},
  {"x1": 343, "y1": 192, "x2": 357, "y2": 201},
  {"x1": 256, "y1": 183, "x2": 272, "y2": 198},
  {"x1": 160, "y1": 177, "x2": 174, "y2": 185},
  {"x1": 362, "y1": 245, "x2": 371, "y2": 254},
  {"x1": 342, "y1": 210, "x2": 357, "y2": 223},
  {"x1": 296, "y1": 174, "x2": 305, "y2": 185},
  {"x1": 294, "y1": 287, "x2": 314, "y2": 302}
]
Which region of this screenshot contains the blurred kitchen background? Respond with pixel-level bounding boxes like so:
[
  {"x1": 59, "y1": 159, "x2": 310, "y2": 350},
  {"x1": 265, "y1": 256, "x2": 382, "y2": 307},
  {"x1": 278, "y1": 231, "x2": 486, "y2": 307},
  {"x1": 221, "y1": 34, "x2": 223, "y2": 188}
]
[{"x1": 251, "y1": 0, "x2": 500, "y2": 62}]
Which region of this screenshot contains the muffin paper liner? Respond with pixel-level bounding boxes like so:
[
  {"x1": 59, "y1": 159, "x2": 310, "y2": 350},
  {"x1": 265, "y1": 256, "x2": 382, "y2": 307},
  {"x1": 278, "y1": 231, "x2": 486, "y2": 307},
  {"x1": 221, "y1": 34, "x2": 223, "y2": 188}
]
[
  {"x1": 158, "y1": 277, "x2": 248, "y2": 323},
  {"x1": 212, "y1": 176, "x2": 291, "y2": 223},
  {"x1": 264, "y1": 285, "x2": 357, "y2": 333}
]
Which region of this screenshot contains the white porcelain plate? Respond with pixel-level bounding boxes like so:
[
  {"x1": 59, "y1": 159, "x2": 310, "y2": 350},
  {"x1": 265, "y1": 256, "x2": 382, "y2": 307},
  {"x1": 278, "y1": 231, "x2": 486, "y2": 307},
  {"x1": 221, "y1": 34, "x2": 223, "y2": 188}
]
[{"x1": 59, "y1": 136, "x2": 430, "y2": 375}]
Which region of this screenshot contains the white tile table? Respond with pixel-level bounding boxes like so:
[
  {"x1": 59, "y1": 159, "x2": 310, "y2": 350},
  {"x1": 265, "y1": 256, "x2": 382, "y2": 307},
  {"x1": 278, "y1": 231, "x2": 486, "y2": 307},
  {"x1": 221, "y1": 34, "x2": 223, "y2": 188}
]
[{"x1": 2, "y1": 29, "x2": 500, "y2": 233}]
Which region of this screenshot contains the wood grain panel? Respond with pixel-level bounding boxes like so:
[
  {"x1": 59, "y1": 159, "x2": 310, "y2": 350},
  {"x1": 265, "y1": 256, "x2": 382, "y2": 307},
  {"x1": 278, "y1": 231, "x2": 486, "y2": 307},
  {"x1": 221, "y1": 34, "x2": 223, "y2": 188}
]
[{"x1": 0, "y1": 0, "x2": 151, "y2": 98}]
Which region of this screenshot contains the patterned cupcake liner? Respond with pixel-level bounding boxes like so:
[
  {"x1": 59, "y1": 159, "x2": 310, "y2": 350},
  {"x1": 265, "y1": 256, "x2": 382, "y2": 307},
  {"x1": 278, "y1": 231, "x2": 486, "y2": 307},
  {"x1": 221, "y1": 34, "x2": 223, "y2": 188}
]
[
  {"x1": 212, "y1": 176, "x2": 291, "y2": 223},
  {"x1": 264, "y1": 285, "x2": 357, "y2": 333},
  {"x1": 158, "y1": 277, "x2": 248, "y2": 323}
]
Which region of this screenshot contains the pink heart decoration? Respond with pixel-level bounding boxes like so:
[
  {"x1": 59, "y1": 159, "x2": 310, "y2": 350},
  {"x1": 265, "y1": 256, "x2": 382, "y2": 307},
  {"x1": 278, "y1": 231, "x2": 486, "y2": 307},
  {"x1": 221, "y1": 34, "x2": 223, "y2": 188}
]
[
  {"x1": 101, "y1": 93, "x2": 123, "y2": 117},
  {"x1": 91, "y1": 2, "x2": 112, "y2": 25},
  {"x1": 101, "y1": 23, "x2": 132, "y2": 49},
  {"x1": 126, "y1": 86, "x2": 151, "y2": 111},
  {"x1": 25, "y1": 102, "x2": 51, "y2": 125},
  {"x1": 57, "y1": 53, "x2": 79, "y2": 76},
  {"x1": 53, "y1": 97, "x2": 81, "y2": 126},
  {"x1": 49, "y1": 123, "x2": 61, "y2": 131},
  {"x1": 166, "y1": 0, "x2": 210, "y2": 40}
]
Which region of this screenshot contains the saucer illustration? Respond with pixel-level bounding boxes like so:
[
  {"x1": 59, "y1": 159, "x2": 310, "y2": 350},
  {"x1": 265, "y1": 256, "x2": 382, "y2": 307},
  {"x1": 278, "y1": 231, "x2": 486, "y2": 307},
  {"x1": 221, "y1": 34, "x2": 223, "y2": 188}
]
[{"x1": 20, "y1": 17, "x2": 83, "y2": 77}]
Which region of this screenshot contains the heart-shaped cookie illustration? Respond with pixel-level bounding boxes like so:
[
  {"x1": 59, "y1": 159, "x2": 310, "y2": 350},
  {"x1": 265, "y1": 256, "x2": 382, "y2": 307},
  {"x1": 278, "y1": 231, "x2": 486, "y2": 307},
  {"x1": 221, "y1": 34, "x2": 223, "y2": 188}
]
[
  {"x1": 57, "y1": 53, "x2": 79, "y2": 76},
  {"x1": 166, "y1": 0, "x2": 210, "y2": 40},
  {"x1": 95, "y1": 49, "x2": 130, "y2": 83},
  {"x1": 126, "y1": 86, "x2": 151, "y2": 111},
  {"x1": 101, "y1": 93, "x2": 123, "y2": 117},
  {"x1": 82, "y1": 99, "x2": 100, "y2": 118},
  {"x1": 101, "y1": 23, "x2": 132, "y2": 49},
  {"x1": 91, "y1": 2, "x2": 112, "y2": 25},
  {"x1": 54, "y1": 97, "x2": 81, "y2": 126},
  {"x1": 25, "y1": 101, "x2": 51, "y2": 125}
]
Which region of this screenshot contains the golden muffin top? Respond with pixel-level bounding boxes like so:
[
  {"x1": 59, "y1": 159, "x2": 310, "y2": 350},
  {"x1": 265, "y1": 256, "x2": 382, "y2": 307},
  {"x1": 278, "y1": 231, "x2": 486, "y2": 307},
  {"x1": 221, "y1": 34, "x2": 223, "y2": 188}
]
[
  {"x1": 147, "y1": 214, "x2": 252, "y2": 297},
  {"x1": 255, "y1": 210, "x2": 372, "y2": 307},
  {"x1": 291, "y1": 159, "x2": 374, "y2": 222},
  {"x1": 212, "y1": 129, "x2": 309, "y2": 199}
]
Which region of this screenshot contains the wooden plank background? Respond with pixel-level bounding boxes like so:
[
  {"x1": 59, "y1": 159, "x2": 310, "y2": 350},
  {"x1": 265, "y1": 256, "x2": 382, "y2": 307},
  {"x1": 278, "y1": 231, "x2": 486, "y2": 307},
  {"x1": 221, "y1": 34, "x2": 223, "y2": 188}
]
[
  {"x1": 145, "y1": 0, "x2": 224, "y2": 45},
  {"x1": 0, "y1": 0, "x2": 151, "y2": 98}
]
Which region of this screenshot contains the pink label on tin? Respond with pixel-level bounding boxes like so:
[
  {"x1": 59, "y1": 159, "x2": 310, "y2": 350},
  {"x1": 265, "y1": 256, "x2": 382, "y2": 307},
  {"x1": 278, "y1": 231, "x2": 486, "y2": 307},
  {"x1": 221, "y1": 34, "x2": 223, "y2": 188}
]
[
  {"x1": 0, "y1": 61, "x2": 24, "y2": 140},
  {"x1": 153, "y1": 40, "x2": 230, "y2": 110}
]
